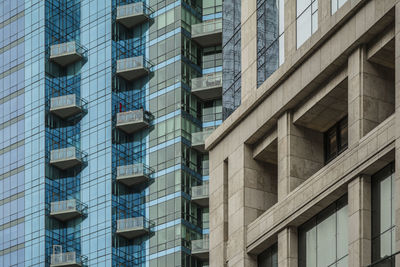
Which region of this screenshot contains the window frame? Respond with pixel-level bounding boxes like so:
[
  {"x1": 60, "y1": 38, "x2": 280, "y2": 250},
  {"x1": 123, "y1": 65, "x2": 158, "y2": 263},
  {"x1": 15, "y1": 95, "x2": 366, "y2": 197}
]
[{"x1": 324, "y1": 116, "x2": 348, "y2": 164}]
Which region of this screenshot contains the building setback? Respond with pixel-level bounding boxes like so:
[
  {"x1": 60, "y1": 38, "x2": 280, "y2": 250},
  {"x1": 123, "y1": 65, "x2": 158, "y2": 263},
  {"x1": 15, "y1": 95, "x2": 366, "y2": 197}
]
[
  {"x1": 208, "y1": 0, "x2": 400, "y2": 267},
  {"x1": 0, "y1": 0, "x2": 223, "y2": 266}
]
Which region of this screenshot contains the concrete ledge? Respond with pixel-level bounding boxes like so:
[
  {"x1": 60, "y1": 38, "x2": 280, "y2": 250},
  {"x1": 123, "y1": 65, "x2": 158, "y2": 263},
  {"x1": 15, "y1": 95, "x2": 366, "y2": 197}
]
[{"x1": 246, "y1": 114, "x2": 395, "y2": 254}]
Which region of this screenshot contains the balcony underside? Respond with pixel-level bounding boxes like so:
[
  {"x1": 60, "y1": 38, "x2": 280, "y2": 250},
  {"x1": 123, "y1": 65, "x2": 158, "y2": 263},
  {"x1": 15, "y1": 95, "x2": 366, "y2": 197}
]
[
  {"x1": 117, "y1": 174, "x2": 149, "y2": 187},
  {"x1": 50, "y1": 105, "x2": 82, "y2": 119},
  {"x1": 50, "y1": 210, "x2": 82, "y2": 222},
  {"x1": 50, "y1": 53, "x2": 82, "y2": 67},
  {"x1": 191, "y1": 250, "x2": 209, "y2": 260},
  {"x1": 116, "y1": 228, "x2": 149, "y2": 239},
  {"x1": 117, "y1": 14, "x2": 149, "y2": 28},
  {"x1": 116, "y1": 120, "x2": 149, "y2": 134},
  {"x1": 117, "y1": 67, "x2": 149, "y2": 81},
  {"x1": 192, "y1": 31, "x2": 222, "y2": 47},
  {"x1": 192, "y1": 85, "x2": 222, "y2": 101},
  {"x1": 50, "y1": 158, "x2": 82, "y2": 170},
  {"x1": 192, "y1": 143, "x2": 206, "y2": 153},
  {"x1": 50, "y1": 262, "x2": 81, "y2": 267},
  {"x1": 192, "y1": 196, "x2": 209, "y2": 207}
]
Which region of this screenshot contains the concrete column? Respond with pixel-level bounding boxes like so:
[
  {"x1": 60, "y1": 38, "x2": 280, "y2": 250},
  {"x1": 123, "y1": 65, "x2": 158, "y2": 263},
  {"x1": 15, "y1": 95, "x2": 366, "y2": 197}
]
[
  {"x1": 209, "y1": 157, "x2": 228, "y2": 267},
  {"x1": 240, "y1": 0, "x2": 257, "y2": 101},
  {"x1": 284, "y1": 0, "x2": 296, "y2": 56},
  {"x1": 348, "y1": 46, "x2": 395, "y2": 147},
  {"x1": 223, "y1": 144, "x2": 277, "y2": 267},
  {"x1": 277, "y1": 111, "x2": 324, "y2": 200},
  {"x1": 394, "y1": 4, "x2": 400, "y2": 267},
  {"x1": 348, "y1": 175, "x2": 372, "y2": 267},
  {"x1": 278, "y1": 227, "x2": 298, "y2": 267}
]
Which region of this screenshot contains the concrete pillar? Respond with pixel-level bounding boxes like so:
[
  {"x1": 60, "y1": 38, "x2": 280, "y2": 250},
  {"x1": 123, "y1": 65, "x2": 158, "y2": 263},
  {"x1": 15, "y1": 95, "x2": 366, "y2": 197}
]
[
  {"x1": 278, "y1": 227, "x2": 298, "y2": 267},
  {"x1": 284, "y1": 0, "x2": 296, "y2": 56},
  {"x1": 348, "y1": 175, "x2": 372, "y2": 267},
  {"x1": 348, "y1": 46, "x2": 395, "y2": 147},
  {"x1": 223, "y1": 144, "x2": 277, "y2": 267},
  {"x1": 277, "y1": 111, "x2": 324, "y2": 200},
  {"x1": 240, "y1": 0, "x2": 257, "y2": 101},
  {"x1": 394, "y1": 4, "x2": 400, "y2": 267}
]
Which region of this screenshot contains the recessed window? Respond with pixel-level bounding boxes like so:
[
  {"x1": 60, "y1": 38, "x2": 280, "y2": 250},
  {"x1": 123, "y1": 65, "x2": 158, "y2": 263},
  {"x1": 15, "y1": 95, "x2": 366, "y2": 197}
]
[
  {"x1": 324, "y1": 117, "x2": 348, "y2": 163},
  {"x1": 258, "y1": 243, "x2": 278, "y2": 267},
  {"x1": 296, "y1": 0, "x2": 318, "y2": 48},
  {"x1": 299, "y1": 196, "x2": 348, "y2": 267},
  {"x1": 371, "y1": 163, "x2": 396, "y2": 265},
  {"x1": 331, "y1": 0, "x2": 348, "y2": 14}
]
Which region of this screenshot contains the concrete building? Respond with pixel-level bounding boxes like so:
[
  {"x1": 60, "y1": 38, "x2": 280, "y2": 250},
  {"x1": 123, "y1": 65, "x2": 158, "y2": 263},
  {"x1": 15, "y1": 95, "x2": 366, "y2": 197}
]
[
  {"x1": 208, "y1": 0, "x2": 400, "y2": 266},
  {"x1": 0, "y1": 0, "x2": 222, "y2": 266}
]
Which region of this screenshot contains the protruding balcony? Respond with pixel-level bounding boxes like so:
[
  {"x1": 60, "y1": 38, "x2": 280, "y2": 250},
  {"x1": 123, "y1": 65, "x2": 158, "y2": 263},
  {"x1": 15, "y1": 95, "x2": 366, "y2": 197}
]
[
  {"x1": 191, "y1": 235, "x2": 209, "y2": 260},
  {"x1": 50, "y1": 251, "x2": 87, "y2": 267},
  {"x1": 116, "y1": 217, "x2": 151, "y2": 239},
  {"x1": 116, "y1": 2, "x2": 152, "y2": 28},
  {"x1": 50, "y1": 94, "x2": 83, "y2": 119},
  {"x1": 192, "y1": 72, "x2": 222, "y2": 100},
  {"x1": 116, "y1": 109, "x2": 151, "y2": 134},
  {"x1": 50, "y1": 41, "x2": 84, "y2": 67},
  {"x1": 192, "y1": 129, "x2": 214, "y2": 153},
  {"x1": 117, "y1": 56, "x2": 151, "y2": 81},
  {"x1": 50, "y1": 147, "x2": 84, "y2": 170},
  {"x1": 50, "y1": 199, "x2": 87, "y2": 222},
  {"x1": 117, "y1": 163, "x2": 153, "y2": 187},
  {"x1": 191, "y1": 19, "x2": 222, "y2": 47},
  {"x1": 191, "y1": 183, "x2": 209, "y2": 207}
]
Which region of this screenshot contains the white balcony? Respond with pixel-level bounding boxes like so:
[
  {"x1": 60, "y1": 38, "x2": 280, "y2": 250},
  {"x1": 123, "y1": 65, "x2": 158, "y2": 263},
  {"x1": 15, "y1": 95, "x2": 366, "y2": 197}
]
[
  {"x1": 191, "y1": 19, "x2": 222, "y2": 47},
  {"x1": 116, "y1": 2, "x2": 151, "y2": 28},
  {"x1": 50, "y1": 251, "x2": 83, "y2": 267},
  {"x1": 50, "y1": 94, "x2": 83, "y2": 119},
  {"x1": 50, "y1": 147, "x2": 83, "y2": 170},
  {"x1": 50, "y1": 199, "x2": 85, "y2": 222},
  {"x1": 116, "y1": 56, "x2": 150, "y2": 81},
  {"x1": 117, "y1": 163, "x2": 151, "y2": 187},
  {"x1": 50, "y1": 41, "x2": 84, "y2": 67},
  {"x1": 116, "y1": 217, "x2": 150, "y2": 239},
  {"x1": 116, "y1": 109, "x2": 150, "y2": 134},
  {"x1": 191, "y1": 235, "x2": 209, "y2": 260},
  {"x1": 191, "y1": 183, "x2": 209, "y2": 207},
  {"x1": 191, "y1": 72, "x2": 222, "y2": 100},
  {"x1": 192, "y1": 129, "x2": 214, "y2": 153}
]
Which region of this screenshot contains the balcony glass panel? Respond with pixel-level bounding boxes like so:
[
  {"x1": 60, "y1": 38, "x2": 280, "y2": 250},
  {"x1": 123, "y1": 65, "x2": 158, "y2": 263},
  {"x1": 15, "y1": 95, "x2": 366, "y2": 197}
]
[
  {"x1": 192, "y1": 19, "x2": 222, "y2": 36},
  {"x1": 192, "y1": 72, "x2": 222, "y2": 100},
  {"x1": 51, "y1": 251, "x2": 85, "y2": 266}
]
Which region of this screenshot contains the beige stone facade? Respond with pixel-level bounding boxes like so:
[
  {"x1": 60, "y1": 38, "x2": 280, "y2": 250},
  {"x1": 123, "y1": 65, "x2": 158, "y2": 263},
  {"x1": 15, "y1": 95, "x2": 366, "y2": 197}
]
[{"x1": 207, "y1": 0, "x2": 400, "y2": 266}]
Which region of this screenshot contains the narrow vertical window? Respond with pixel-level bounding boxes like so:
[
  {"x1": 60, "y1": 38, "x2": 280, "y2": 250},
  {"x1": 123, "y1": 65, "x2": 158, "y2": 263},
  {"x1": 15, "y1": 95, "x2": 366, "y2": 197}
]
[{"x1": 257, "y1": 0, "x2": 285, "y2": 87}]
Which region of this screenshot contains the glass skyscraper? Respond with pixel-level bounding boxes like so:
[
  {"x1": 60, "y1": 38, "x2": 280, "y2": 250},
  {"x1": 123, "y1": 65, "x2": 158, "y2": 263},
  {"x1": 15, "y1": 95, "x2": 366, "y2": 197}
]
[{"x1": 0, "y1": 0, "x2": 223, "y2": 266}]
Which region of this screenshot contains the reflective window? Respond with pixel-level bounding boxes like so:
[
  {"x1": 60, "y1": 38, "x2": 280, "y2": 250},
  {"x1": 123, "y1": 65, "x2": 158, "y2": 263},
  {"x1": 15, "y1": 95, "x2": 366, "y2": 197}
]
[
  {"x1": 371, "y1": 163, "x2": 396, "y2": 265},
  {"x1": 257, "y1": 0, "x2": 284, "y2": 87},
  {"x1": 296, "y1": 0, "x2": 318, "y2": 48},
  {"x1": 258, "y1": 243, "x2": 277, "y2": 267},
  {"x1": 299, "y1": 195, "x2": 348, "y2": 267},
  {"x1": 331, "y1": 0, "x2": 348, "y2": 14}
]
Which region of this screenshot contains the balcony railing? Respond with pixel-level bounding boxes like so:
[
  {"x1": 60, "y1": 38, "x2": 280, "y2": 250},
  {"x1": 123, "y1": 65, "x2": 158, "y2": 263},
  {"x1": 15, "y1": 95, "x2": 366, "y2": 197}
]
[
  {"x1": 50, "y1": 147, "x2": 84, "y2": 170},
  {"x1": 50, "y1": 94, "x2": 84, "y2": 119},
  {"x1": 116, "y1": 2, "x2": 152, "y2": 28},
  {"x1": 191, "y1": 183, "x2": 209, "y2": 207},
  {"x1": 50, "y1": 251, "x2": 87, "y2": 267},
  {"x1": 191, "y1": 129, "x2": 214, "y2": 153},
  {"x1": 191, "y1": 19, "x2": 222, "y2": 46},
  {"x1": 50, "y1": 41, "x2": 85, "y2": 67},
  {"x1": 191, "y1": 236, "x2": 209, "y2": 260},
  {"x1": 117, "y1": 163, "x2": 153, "y2": 187},
  {"x1": 116, "y1": 56, "x2": 151, "y2": 81},
  {"x1": 116, "y1": 109, "x2": 151, "y2": 134},
  {"x1": 116, "y1": 217, "x2": 151, "y2": 239},
  {"x1": 191, "y1": 72, "x2": 222, "y2": 100},
  {"x1": 50, "y1": 199, "x2": 87, "y2": 221}
]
